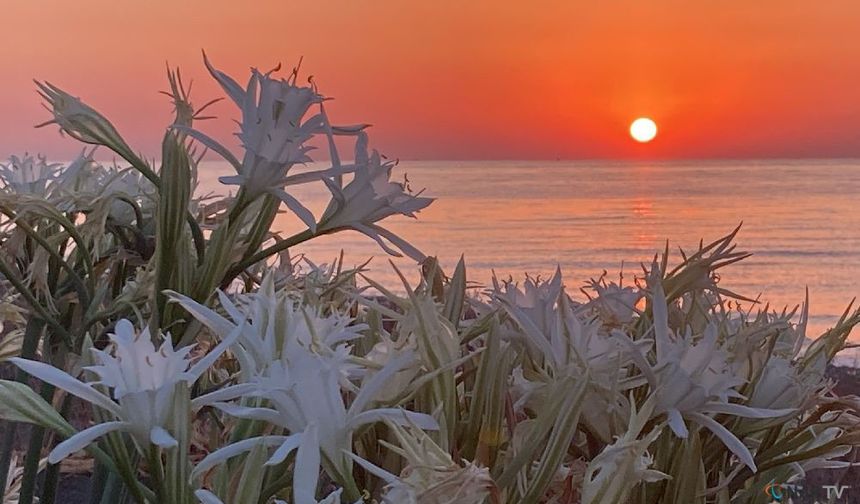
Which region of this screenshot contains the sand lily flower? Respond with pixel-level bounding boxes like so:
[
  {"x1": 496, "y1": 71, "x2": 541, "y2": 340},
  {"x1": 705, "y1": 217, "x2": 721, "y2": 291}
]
[
  {"x1": 10, "y1": 319, "x2": 238, "y2": 462},
  {"x1": 197, "y1": 348, "x2": 438, "y2": 492},
  {"x1": 35, "y1": 82, "x2": 134, "y2": 155},
  {"x1": 615, "y1": 267, "x2": 796, "y2": 471},
  {"x1": 317, "y1": 133, "x2": 433, "y2": 261},
  {"x1": 0, "y1": 154, "x2": 60, "y2": 198},
  {"x1": 493, "y1": 268, "x2": 627, "y2": 369},
  {"x1": 493, "y1": 269, "x2": 646, "y2": 440},
  {"x1": 582, "y1": 397, "x2": 667, "y2": 504},
  {"x1": 352, "y1": 422, "x2": 494, "y2": 504},
  {"x1": 168, "y1": 272, "x2": 365, "y2": 380},
  {"x1": 193, "y1": 424, "x2": 346, "y2": 504},
  {"x1": 102, "y1": 166, "x2": 156, "y2": 219},
  {"x1": 180, "y1": 55, "x2": 366, "y2": 231},
  {"x1": 585, "y1": 278, "x2": 641, "y2": 326},
  {"x1": 747, "y1": 356, "x2": 817, "y2": 412},
  {"x1": 49, "y1": 150, "x2": 108, "y2": 211},
  {"x1": 490, "y1": 269, "x2": 565, "y2": 348}
]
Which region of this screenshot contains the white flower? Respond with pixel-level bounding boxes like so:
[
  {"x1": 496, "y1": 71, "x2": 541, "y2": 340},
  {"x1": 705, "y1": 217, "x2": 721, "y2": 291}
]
[
  {"x1": 182, "y1": 54, "x2": 366, "y2": 231},
  {"x1": 49, "y1": 150, "x2": 106, "y2": 211},
  {"x1": 35, "y1": 81, "x2": 133, "y2": 153},
  {"x1": 317, "y1": 132, "x2": 433, "y2": 261},
  {"x1": 10, "y1": 319, "x2": 238, "y2": 462},
  {"x1": 168, "y1": 272, "x2": 366, "y2": 380},
  {"x1": 0, "y1": 153, "x2": 60, "y2": 198},
  {"x1": 582, "y1": 397, "x2": 667, "y2": 504},
  {"x1": 196, "y1": 349, "x2": 437, "y2": 491},
  {"x1": 585, "y1": 278, "x2": 641, "y2": 326},
  {"x1": 615, "y1": 266, "x2": 796, "y2": 472},
  {"x1": 490, "y1": 269, "x2": 565, "y2": 349},
  {"x1": 174, "y1": 275, "x2": 430, "y2": 490},
  {"x1": 351, "y1": 422, "x2": 494, "y2": 504},
  {"x1": 747, "y1": 356, "x2": 814, "y2": 412},
  {"x1": 194, "y1": 424, "x2": 350, "y2": 504},
  {"x1": 364, "y1": 334, "x2": 420, "y2": 403},
  {"x1": 494, "y1": 268, "x2": 643, "y2": 440}
]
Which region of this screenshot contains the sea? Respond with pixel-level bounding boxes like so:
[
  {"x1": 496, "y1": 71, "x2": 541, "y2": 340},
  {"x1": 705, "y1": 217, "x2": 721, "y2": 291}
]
[{"x1": 197, "y1": 159, "x2": 860, "y2": 363}]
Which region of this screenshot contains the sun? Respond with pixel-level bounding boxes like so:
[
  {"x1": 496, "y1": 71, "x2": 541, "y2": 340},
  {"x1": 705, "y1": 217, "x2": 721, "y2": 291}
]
[{"x1": 630, "y1": 117, "x2": 658, "y2": 143}]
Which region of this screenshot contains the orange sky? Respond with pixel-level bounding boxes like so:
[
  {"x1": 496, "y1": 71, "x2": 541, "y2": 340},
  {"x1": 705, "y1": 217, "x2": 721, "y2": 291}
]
[{"x1": 2, "y1": 1, "x2": 860, "y2": 160}]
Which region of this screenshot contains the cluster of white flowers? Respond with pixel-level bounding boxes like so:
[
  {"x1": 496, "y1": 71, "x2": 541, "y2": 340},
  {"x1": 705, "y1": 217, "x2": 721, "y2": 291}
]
[
  {"x1": 182, "y1": 56, "x2": 433, "y2": 258},
  {"x1": 168, "y1": 272, "x2": 440, "y2": 501}
]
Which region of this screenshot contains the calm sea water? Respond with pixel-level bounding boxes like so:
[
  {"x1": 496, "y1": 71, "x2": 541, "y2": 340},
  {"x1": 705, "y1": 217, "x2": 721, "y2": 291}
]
[{"x1": 198, "y1": 159, "x2": 860, "y2": 357}]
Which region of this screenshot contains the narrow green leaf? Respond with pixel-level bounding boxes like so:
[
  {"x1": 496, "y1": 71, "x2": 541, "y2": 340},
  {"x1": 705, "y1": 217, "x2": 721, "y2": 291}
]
[
  {"x1": 443, "y1": 255, "x2": 467, "y2": 327},
  {"x1": 520, "y1": 376, "x2": 588, "y2": 503}
]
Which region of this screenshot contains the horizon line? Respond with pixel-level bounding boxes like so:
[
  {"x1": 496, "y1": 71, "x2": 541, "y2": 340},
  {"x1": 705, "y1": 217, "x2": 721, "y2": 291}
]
[{"x1": 19, "y1": 154, "x2": 860, "y2": 164}]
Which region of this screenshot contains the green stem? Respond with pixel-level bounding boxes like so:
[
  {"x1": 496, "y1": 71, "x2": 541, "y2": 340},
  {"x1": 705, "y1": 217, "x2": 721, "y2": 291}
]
[
  {"x1": 18, "y1": 380, "x2": 55, "y2": 504},
  {"x1": 87, "y1": 462, "x2": 109, "y2": 504},
  {"x1": 258, "y1": 467, "x2": 294, "y2": 504},
  {"x1": 0, "y1": 207, "x2": 91, "y2": 307},
  {"x1": 97, "y1": 471, "x2": 124, "y2": 504},
  {"x1": 116, "y1": 147, "x2": 206, "y2": 265},
  {"x1": 0, "y1": 319, "x2": 45, "y2": 494},
  {"x1": 240, "y1": 195, "x2": 279, "y2": 261},
  {"x1": 39, "y1": 393, "x2": 74, "y2": 504},
  {"x1": 0, "y1": 427, "x2": 17, "y2": 497},
  {"x1": 222, "y1": 229, "x2": 315, "y2": 286},
  {"x1": 114, "y1": 195, "x2": 145, "y2": 231},
  {"x1": 0, "y1": 260, "x2": 72, "y2": 342},
  {"x1": 24, "y1": 206, "x2": 97, "y2": 295},
  {"x1": 147, "y1": 448, "x2": 165, "y2": 502}
]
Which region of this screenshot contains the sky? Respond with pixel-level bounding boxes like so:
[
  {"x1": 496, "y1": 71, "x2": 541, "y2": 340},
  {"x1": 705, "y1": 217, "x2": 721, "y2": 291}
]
[{"x1": 2, "y1": 1, "x2": 860, "y2": 160}]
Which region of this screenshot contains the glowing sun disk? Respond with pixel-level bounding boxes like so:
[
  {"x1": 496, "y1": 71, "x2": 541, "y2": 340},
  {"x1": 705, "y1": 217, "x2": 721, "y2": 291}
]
[{"x1": 630, "y1": 118, "x2": 658, "y2": 143}]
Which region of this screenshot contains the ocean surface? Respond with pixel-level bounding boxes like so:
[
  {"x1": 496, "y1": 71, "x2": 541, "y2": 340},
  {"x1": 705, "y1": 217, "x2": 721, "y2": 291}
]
[{"x1": 198, "y1": 159, "x2": 860, "y2": 360}]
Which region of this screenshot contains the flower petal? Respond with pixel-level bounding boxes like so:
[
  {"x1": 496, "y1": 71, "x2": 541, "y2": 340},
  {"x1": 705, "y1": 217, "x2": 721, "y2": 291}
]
[
  {"x1": 184, "y1": 322, "x2": 243, "y2": 383},
  {"x1": 648, "y1": 262, "x2": 672, "y2": 361},
  {"x1": 49, "y1": 421, "x2": 127, "y2": 464},
  {"x1": 150, "y1": 426, "x2": 178, "y2": 448},
  {"x1": 293, "y1": 424, "x2": 321, "y2": 504},
  {"x1": 271, "y1": 188, "x2": 317, "y2": 233},
  {"x1": 193, "y1": 436, "x2": 287, "y2": 478},
  {"x1": 666, "y1": 409, "x2": 688, "y2": 438},
  {"x1": 191, "y1": 383, "x2": 258, "y2": 410},
  {"x1": 351, "y1": 223, "x2": 402, "y2": 257},
  {"x1": 344, "y1": 451, "x2": 398, "y2": 484},
  {"x1": 210, "y1": 402, "x2": 284, "y2": 426},
  {"x1": 172, "y1": 125, "x2": 242, "y2": 174},
  {"x1": 348, "y1": 408, "x2": 439, "y2": 431},
  {"x1": 702, "y1": 401, "x2": 796, "y2": 419},
  {"x1": 349, "y1": 350, "x2": 415, "y2": 416},
  {"x1": 194, "y1": 489, "x2": 225, "y2": 504},
  {"x1": 10, "y1": 358, "x2": 120, "y2": 416},
  {"x1": 218, "y1": 174, "x2": 245, "y2": 186},
  {"x1": 371, "y1": 225, "x2": 426, "y2": 262},
  {"x1": 282, "y1": 165, "x2": 357, "y2": 186},
  {"x1": 264, "y1": 432, "x2": 303, "y2": 467},
  {"x1": 166, "y1": 291, "x2": 236, "y2": 338},
  {"x1": 202, "y1": 52, "x2": 248, "y2": 108},
  {"x1": 689, "y1": 412, "x2": 757, "y2": 472}
]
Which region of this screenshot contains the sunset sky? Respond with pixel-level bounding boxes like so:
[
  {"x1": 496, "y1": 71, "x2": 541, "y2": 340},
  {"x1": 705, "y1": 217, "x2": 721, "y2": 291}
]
[{"x1": 2, "y1": 1, "x2": 860, "y2": 160}]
